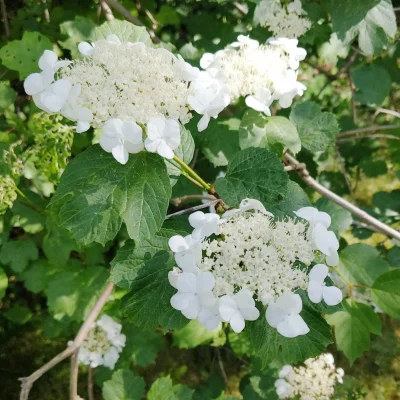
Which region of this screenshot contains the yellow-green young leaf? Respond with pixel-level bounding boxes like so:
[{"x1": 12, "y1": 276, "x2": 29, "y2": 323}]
[
  {"x1": 148, "y1": 376, "x2": 194, "y2": 400},
  {"x1": 326, "y1": 299, "x2": 381, "y2": 365},
  {"x1": 289, "y1": 101, "x2": 340, "y2": 152},
  {"x1": 173, "y1": 319, "x2": 223, "y2": 349},
  {"x1": 102, "y1": 369, "x2": 145, "y2": 400},
  {"x1": 0, "y1": 31, "x2": 53, "y2": 79},
  {"x1": 0, "y1": 267, "x2": 8, "y2": 301},
  {"x1": 214, "y1": 148, "x2": 289, "y2": 208},
  {"x1": 94, "y1": 20, "x2": 152, "y2": 46},
  {"x1": 50, "y1": 146, "x2": 171, "y2": 247},
  {"x1": 239, "y1": 112, "x2": 301, "y2": 155},
  {"x1": 338, "y1": 243, "x2": 390, "y2": 286},
  {"x1": 371, "y1": 269, "x2": 400, "y2": 318},
  {"x1": 0, "y1": 239, "x2": 38, "y2": 273}
]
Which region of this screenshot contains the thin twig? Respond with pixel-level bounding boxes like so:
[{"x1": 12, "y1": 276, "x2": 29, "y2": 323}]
[
  {"x1": 374, "y1": 107, "x2": 400, "y2": 120},
  {"x1": 189, "y1": 149, "x2": 199, "y2": 169},
  {"x1": 216, "y1": 348, "x2": 229, "y2": 389},
  {"x1": 349, "y1": 73, "x2": 357, "y2": 123},
  {"x1": 337, "y1": 124, "x2": 400, "y2": 138},
  {"x1": 70, "y1": 350, "x2": 80, "y2": 400},
  {"x1": 19, "y1": 281, "x2": 115, "y2": 400},
  {"x1": 352, "y1": 220, "x2": 382, "y2": 235},
  {"x1": 99, "y1": 0, "x2": 115, "y2": 21},
  {"x1": 170, "y1": 194, "x2": 215, "y2": 207},
  {"x1": 284, "y1": 163, "x2": 306, "y2": 172},
  {"x1": 335, "y1": 146, "x2": 354, "y2": 197},
  {"x1": 0, "y1": 0, "x2": 9, "y2": 37},
  {"x1": 284, "y1": 153, "x2": 400, "y2": 242},
  {"x1": 233, "y1": 2, "x2": 248, "y2": 15},
  {"x1": 165, "y1": 200, "x2": 221, "y2": 220},
  {"x1": 336, "y1": 133, "x2": 400, "y2": 143},
  {"x1": 88, "y1": 368, "x2": 94, "y2": 400},
  {"x1": 103, "y1": 0, "x2": 160, "y2": 43}
]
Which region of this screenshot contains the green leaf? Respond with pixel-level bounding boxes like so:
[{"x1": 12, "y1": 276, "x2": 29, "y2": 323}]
[
  {"x1": 0, "y1": 82, "x2": 16, "y2": 111},
  {"x1": 338, "y1": 244, "x2": 390, "y2": 286},
  {"x1": 351, "y1": 64, "x2": 392, "y2": 105},
  {"x1": 46, "y1": 264, "x2": 109, "y2": 321},
  {"x1": 372, "y1": 189, "x2": 400, "y2": 216},
  {"x1": 166, "y1": 126, "x2": 195, "y2": 185},
  {"x1": 239, "y1": 112, "x2": 301, "y2": 155},
  {"x1": 50, "y1": 146, "x2": 171, "y2": 246},
  {"x1": 214, "y1": 148, "x2": 289, "y2": 208},
  {"x1": 148, "y1": 376, "x2": 194, "y2": 400},
  {"x1": 111, "y1": 228, "x2": 182, "y2": 289},
  {"x1": 387, "y1": 246, "x2": 400, "y2": 267},
  {"x1": 289, "y1": 101, "x2": 340, "y2": 152},
  {"x1": 0, "y1": 31, "x2": 53, "y2": 79},
  {"x1": 269, "y1": 181, "x2": 310, "y2": 218},
  {"x1": 193, "y1": 376, "x2": 224, "y2": 400},
  {"x1": 21, "y1": 259, "x2": 61, "y2": 293},
  {"x1": 315, "y1": 198, "x2": 353, "y2": 234},
  {"x1": 326, "y1": 299, "x2": 381, "y2": 364},
  {"x1": 199, "y1": 118, "x2": 241, "y2": 167},
  {"x1": 173, "y1": 319, "x2": 222, "y2": 349},
  {"x1": 371, "y1": 269, "x2": 400, "y2": 318},
  {"x1": 247, "y1": 302, "x2": 332, "y2": 367},
  {"x1": 4, "y1": 305, "x2": 33, "y2": 325},
  {"x1": 59, "y1": 16, "x2": 96, "y2": 58},
  {"x1": 94, "y1": 20, "x2": 152, "y2": 46},
  {"x1": 0, "y1": 267, "x2": 8, "y2": 301},
  {"x1": 325, "y1": 0, "x2": 380, "y2": 41},
  {"x1": 0, "y1": 239, "x2": 38, "y2": 273},
  {"x1": 121, "y1": 251, "x2": 188, "y2": 331},
  {"x1": 102, "y1": 369, "x2": 145, "y2": 400}
]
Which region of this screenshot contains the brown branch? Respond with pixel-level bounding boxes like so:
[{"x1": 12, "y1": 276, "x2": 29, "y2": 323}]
[
  {"x1": 337, "y1": 124, "x2": 400, "y2": 138},
  {"x1": 233, "y1": 2, "x2": 248, "y2": 15},
  {"x1": 103, "y1": 0, "x2": 160, "y2": 43},
  {"x1": 70, "y1": 349, "x2": 80, "y2": 400},
  {"x1": 336, "y1": 133, "x2": 400, "y2": 143},
  {"x1": 88, "y1": 368, "x2": 95, "y2": 400},
  {"x1": 165, "y1": 199, "x2": 221, "y2": 220},
  {"x1": 170, "y1": 194, "x2": 215, "y2": 207},
  {"x1": 99, "y1": 0, "x2": 115, "y2": 21},
  {"x1": 216, "y1": 348, "x2": 229, "y2": 389},
  {"x1": 0, "y1": 0, "x2": 9, "y2": 37},
  {"x1": 19, "y1": 281, "x2": 115, "y2": 400},
  {"x1": 374, "y1": 107, "x2": 400, "y2": 120},
  {"x1": 284, "y1": 153, "x2": 400, "y2": 242}
]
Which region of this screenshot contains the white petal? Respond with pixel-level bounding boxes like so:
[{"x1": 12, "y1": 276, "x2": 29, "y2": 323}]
[
  {"x1": 240, "y1": 306, "x2": 260, "y2": 321},
  {"x1": 147, "y1": 117, "x2": 165, "y2": 139},
  {"x1": 78, "y1": 41, "x2": 95, "y2": 56},
  {"x1": 198, "y1": 291, "x2": 216, "y2": 308},
  {"x1": 239, "y1": 198, "x2": 272, "y2": 216},
  {"x1": 245, "y1": 95, "x2": 265, "y2": 112},
  {"x1": 294, "y1": 207, "x2": 318, "y2": 221},
  {"x1": 326, "y1": 248, "x2": 339, "y2": 267},
  {"x1": 168, "y1": 268, "x2": 181, "y2": 289},
  {"x1": 265, "y1": 303, "x2": 287, "y2": 328},
  {"x1": 234, "y1": 289, "x2": 255, "y2": 308},
  {"x1": 106, "y1": 34, "x2": 121, "y2": 44},
  {"x1": 103, "y1": 119, "x2": 123, "y2": 136},
  {"x1": 189, "y1": 211, "x2": 206, "y2": 229},
  {"x1": 76, "y1": 121, "x2": 90, "y2": 133},
  {"x1": 275, "y1": 293, "x2": 302, "y2": 315},
  {"x1": 323, "y1": 286, "x2": 343, "y2": 306},
  {"x1": 182, "y1": 296, "x2": 200, "y2": 319},
  {"x1": 38, "y1": 50, "x2": 58, "y2": 71},
  {"x1": 168, "y1": 235, "x2": 188, "y2": 252},
  {"x1": 196, "y1": 271, "x2": 215, "y2": 292},
  {"x1": 309, "y1": 264, "x2": 328, "y2": 283},
  {"x1": 219, "y1": 296, "x2": 237, "y2": 322},
  {"x1": 198, "y1": 308, "x2": 220, "y2": 331},
  {"x1": 277, "y1": 314, "x2": 309, "y2": 338},
  {"x1": 157, "y1": 141, "x2": 174, "y2": 159},
  {"x1": 230, "y1": 311, "x2": 245, "y2": 333},
  {"x1": 175, "y1": 251, "x2": 199, "y2": 272},
  {"x1": 144, "y1": 137, "x2": 160, "y2": 153},
  {"x1": 176, "y1": 272, "x2": 197, "y2": 293},
  {"x1": 100, "y1": 133, "x2": 119, "y2": 153},
  {"x1": 24, "y1": 73, "x2": 45, "y2": 95},
  {"x1": 112, "y1": 144, "x2": 129, "y2": 165},
  {"x1": 313, "y1": 224, "x2": 334, "y2": 255},
  {"x1": 122, "y1": 121, "x2": 142, "y2": 144},
  {"x1": 308, "y1": 280, "x2": 324, "y2": 304},
  {"x1": 315, "y1": 211, "x2": 331, "y2": 228},
  {"x1": 171, "y1": 292, "x2": 193, "y2": 311},
  {"x1": 198, "y1": 113, "x2": 211, "y2": 132}
]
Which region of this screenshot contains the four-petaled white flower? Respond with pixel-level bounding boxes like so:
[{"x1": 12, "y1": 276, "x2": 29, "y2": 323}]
[
  {"x1": 308, "y1": 264, "x2": 343, "y2": 306},
  {"x1": 145, "y1": 117, "x2": 181, "y2": 159},
  {"x1": 268, "y1": 37, "x2": 307, "y2": 70},
  {"x1": 189, "y1": 211, "x2": 220, "y2": 240},
  {"x1": 219, "y1": 290, "x2": 260, "y2": 333},
  {"x1": 294, "y1": 207, "x2": 339, "y2": 266},
  {"x1": 168, "y1": 235, "x2": 202, "y2": 273},
  {"x1": 266, "y1": 293, "x2": 309, "y2": 338},
  {"x1": 171, "y1": 271, "x2": 216, "y2": 319},
  {"x1": 99, "y1": 119, "x2": 144, "y2": 165},
  {"x1": 231, "y1": 35, "x2": 259, "y2": 49},
  {"x1": 245, "y1": 88, "x2": 273, "y2": 116}
]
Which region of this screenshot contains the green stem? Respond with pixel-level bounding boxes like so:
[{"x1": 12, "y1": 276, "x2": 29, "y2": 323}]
[
  {"x1": 15, "y1": 187, "x2": 31, "y2": 203},
  {"x1": 173, "y1": 155, "x2": 211, "y2": 191},
  {"x1": 329, "y1": 266, "x2": 370, "y2": 298}
]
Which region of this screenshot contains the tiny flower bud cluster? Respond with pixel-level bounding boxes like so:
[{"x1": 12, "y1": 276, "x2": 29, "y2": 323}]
[
  {"x1": 199, "y1": 35, "x2": 306, "y2": 129},
  {"x1": 254, "y1": 0, "x2": 312, "y2": 38},
  {"x1": 168, "y1": 199, "x2": 343, "y2": 338},
  {"x1": 275, "y1": 353, "x2": 344, "y2": 399},
  {"x1": 75, "y1": 315, "x2": 126, "y2": 369},
  {"x1": 0, "y1": 176, "x2": 18, "y2": 215}
]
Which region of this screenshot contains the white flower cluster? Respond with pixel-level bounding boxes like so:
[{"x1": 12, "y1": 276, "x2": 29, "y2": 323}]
[
  {"x1": 75, "y1": 315, "x2": 126, "y2": 369},
  {"x1": 198, "y1": 35, "x2": 306, "y2": 130},
  {"x1": 254, "y1": 0, "x2": 312, "y2": 38},
  {"x1": 275, "y1": 353, "x2": 344, "y2": 399},
  {"x1": 168, "y1": 200, "x2": 342, "y2": 338}
]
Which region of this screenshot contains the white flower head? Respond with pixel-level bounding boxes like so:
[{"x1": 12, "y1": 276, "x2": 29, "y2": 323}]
[
  {"x1": 266, "y1": 293, "x2": 309, "y2": 338},
  {"x1": 168, "y1": 234, "x2": 202, "y2": 273},
  {"x1": 145, "y1": 117, "x2": 181, "y2": 159},
  {"x1": 219, "y1": 289, "x2": 260, "y2": 333},
  {"x1": 189, "y1": 211, "x2": 220, "y2": 240},
  {"x1": 170, "y1": 271, "x2": 216, "y2": 319},
  {"x1": 99, "y1": 119, "x2": 144, "y2": 165},
  {"x1": 308, "y1": 264, "x2": 343, "y2": 306}
]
